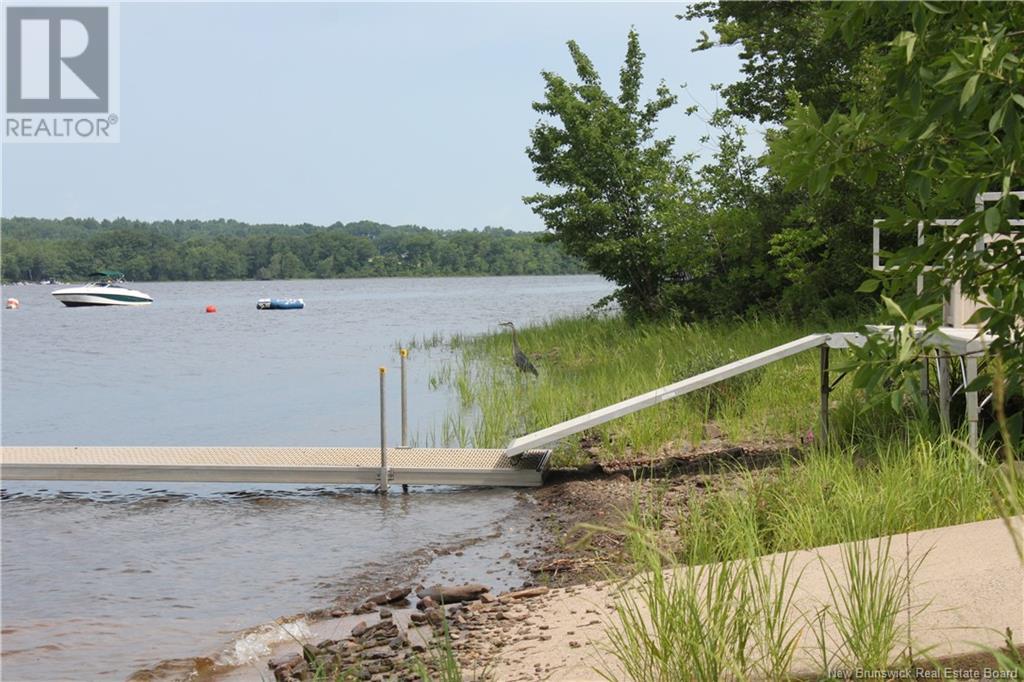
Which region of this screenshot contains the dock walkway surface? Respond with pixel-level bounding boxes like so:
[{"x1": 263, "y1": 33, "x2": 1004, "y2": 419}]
[
  {"x1": 0, "y1": 446, "x2": 549, "y2": 487},
  {"x1": 485, "y1": 517, "x2": 1024, "y2": 680}
]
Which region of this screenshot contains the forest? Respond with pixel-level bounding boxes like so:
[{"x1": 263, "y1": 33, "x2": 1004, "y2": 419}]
[
  {"x1": 526, "y1": 1, "x2": 1021, "y2": 423},
  {"x1": 527, "y1": 1, "x2": 1022, "y2": 325},
  {"x1": 0, "y1": 217, "x2": 585, "y2": 282}
]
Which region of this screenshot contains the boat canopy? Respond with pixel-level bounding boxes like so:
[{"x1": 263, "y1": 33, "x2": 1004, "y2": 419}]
[{"x1": 89, "y1": 270, "x2": 125, "y2": 280}]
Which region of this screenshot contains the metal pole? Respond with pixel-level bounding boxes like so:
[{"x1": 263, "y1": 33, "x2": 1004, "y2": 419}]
[
  {"x1": 965, "y1": 355, "x2": 979, "y2": 452},
  {"x1": 819, "y1": 345, "x2": 830, "y2": 444},
  {"x1": 379, "y1": 366, "x2": 389, "y2": 494},
  {"x1": 921, "y1": 351, "x2": 930, "y2": 407},
  {"x1": 400, "y1": 348, "x2": 409, "y2": 448},
  {"x1": 916, "y1": 222, "x2": 930, "y2": 407},
  {"x1": 937, "y1": 354, "x2": 951, "y2": 432},
  {"x1": 399, "y1": 349, "x2": 410, "y2": 494}
]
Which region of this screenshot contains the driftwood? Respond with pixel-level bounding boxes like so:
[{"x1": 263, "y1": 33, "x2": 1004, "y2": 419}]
[
  {"x1": 365, "y1": 586, "x2": 412, "y2": 606},
  {"x1": 415, "y1": 583, "x2": 489, "y2": 604},
  {"x1": 501, "y1": 586, "x2": 549, "y2": 601}
]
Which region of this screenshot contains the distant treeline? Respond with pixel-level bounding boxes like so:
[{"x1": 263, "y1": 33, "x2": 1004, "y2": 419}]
[{"x1": 0, "y1": 217, "x2": 586, "y2": 282}]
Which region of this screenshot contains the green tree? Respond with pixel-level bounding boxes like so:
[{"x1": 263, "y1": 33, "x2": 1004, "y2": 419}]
[
  {"x1": 0, "y1": 216, "x2": 585, "y2": 282},
  {"x1": 685, "y1": 1, "x2": 874, "y2": 125},
  {"x1": 769, "y1": 1, "x2": 1024, "y2": 431},
  {"x1": 684, "y1": 1, "x2": 907, "y2": 316},
  {"x1": 525, "y1": 29, "x2": 689, "y2": 319},
  {"x1": 662, "y1": 118, "x2": 784, "y2": 318}
]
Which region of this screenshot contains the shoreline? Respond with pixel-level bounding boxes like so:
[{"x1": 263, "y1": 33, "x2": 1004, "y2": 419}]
[
  {"x1": 459, "y1": 516, "x2": 1024, "y2": 681},
  {"x1": 177, "y1": 443, "x2": 1024, "y2": 682},
  {"x1": 127, "y1": 490, "x2": 551, "y2": 681},
  {"x1": 0, "y1": 273, "x2": 597, "y2": 287},
  {"x1": 176, "y1": 442, "x2": 799, "y2": 681}
]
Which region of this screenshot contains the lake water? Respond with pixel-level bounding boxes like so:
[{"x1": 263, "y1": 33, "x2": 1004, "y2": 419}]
[{"x1": 0, "y1": 275, "x2": 613, "y2": 681}]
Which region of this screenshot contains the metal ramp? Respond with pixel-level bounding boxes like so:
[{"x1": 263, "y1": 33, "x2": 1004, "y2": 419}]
[
  {"x1": 506, "y1": 333, "x2": 849, "y2": 456},
  {"x1": 504, "y1": 328, "x2": 989, "y2": 456},
  {"x1": 0, "y1": 446, "x2": 551, "y2": 487}
]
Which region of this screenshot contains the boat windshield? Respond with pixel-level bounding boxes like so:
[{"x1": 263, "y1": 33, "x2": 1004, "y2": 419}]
[{"x1": 86, "y1": 270, "x2": 126, "y2": 286}]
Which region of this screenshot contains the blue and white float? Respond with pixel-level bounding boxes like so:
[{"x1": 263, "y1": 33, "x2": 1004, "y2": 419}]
[{"x1": 257, "y1": 298, "x2": 305, "y2": 310}]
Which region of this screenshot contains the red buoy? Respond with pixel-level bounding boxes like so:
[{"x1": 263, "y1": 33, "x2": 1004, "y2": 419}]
[{"x1": 205, "y1": 305, "x2": 217, "y2": 313}]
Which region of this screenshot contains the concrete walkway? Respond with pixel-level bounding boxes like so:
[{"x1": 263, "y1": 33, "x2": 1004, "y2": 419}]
[{"x1": 486, "y1": 517, "x2": 1024, "y2": 681}]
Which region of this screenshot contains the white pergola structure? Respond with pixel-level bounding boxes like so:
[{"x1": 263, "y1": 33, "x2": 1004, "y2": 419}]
[{"x1": 871, "y1": 191, "x2": 1022, "y2": 448}]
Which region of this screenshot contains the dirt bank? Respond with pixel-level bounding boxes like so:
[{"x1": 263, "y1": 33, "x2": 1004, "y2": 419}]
[{"x1": 523, "y1": 441, "x2": 800, "y2": 587}]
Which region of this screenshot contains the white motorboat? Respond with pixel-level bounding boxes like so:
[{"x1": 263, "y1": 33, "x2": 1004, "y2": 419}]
[{"x1": 51, "y1": 271, "x2": 153, "y2": 307}]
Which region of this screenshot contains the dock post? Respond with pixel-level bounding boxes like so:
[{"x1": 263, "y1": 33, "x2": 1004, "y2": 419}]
[
  {"x1": 379, "y1": 366, "x2": 389, "y2": 494},
  {"x1": 400, "y1": 349, "x2": 409, "y2": 448},
  {"x1": 399, "y1": 349, "x2": 410, "y2": 494},
  {"x1": 819, "y1": 345, "x2": 830, "y2": 443}
]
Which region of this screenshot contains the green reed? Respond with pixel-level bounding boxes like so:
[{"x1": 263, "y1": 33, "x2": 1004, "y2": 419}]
[
  {"x1": 429, "y1": 314, "x2": 860, "y2": 460},
  {"x1": 599, "y1": 434, "x2": 1022, "y2": 680},
  {"x1": 815, "y1": 536, "x2": 923, "y2": 675},
  {"x1": 601, "y1": 500, "x2": 804, "y2": 682},
  {"x1": 677, "y1": 436, "x2": 1003, "y2": 566}
]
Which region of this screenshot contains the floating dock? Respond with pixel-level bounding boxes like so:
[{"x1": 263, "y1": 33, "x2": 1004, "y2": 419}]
[
  {"x1": 0, "y1": 323, "x2": 991, "y2": 487},
  {"x1": 0, "y1": 446, "x2": 550, "y2": 487}
]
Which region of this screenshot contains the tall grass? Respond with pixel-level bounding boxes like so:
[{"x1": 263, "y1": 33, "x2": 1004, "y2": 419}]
[
  {"x1": 815, "y1": 536, "x2": 923, "y2": 673},
  {"x1": 412, "y1": 619, "x2": 463, "y2": 682},
  {"x1": 678, "y1": 437, "x2": 1003, "y2": 566},
  {"x1": 431, "y1": 315, "x2": 863, "y2": 461},
  {"x1": 603, "y1": 482, "x2": 944, "y2": 681},
  {"x1": 597, "y1": 432, "x2": 1022, "y2": 680},
  {"x1": 603, "y1": 522, "x2": 803, "y2": 682},
  {"x1": 436, "y1": 313, "x2": 1020, "y2": 557}
]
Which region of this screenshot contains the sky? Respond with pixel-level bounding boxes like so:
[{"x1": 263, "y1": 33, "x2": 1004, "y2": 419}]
[{"x1": 2, "y1": 2, "x2": 756, "y2": 231}]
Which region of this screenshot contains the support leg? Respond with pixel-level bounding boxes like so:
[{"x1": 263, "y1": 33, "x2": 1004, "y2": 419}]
[
  {"x1": 819, "y1": 345, "x2": 830, "y2": 443},
  {"x1": 964, "y1": 356, "x2": 979, "y2": 452},
  {"x1": 937, "y1": 355, "x2": 951, "y2": 433},
  {"x1": 920, "y1": 351, "x2": 930, "y2": 407}
]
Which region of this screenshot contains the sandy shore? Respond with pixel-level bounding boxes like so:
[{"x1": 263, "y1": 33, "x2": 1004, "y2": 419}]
[
  {"x1": 254, "y1": 517, "x2": 1022, "y2": 681},
  {"x1": 465, "y1": 516, "x2": 1024, "y2": 680}
]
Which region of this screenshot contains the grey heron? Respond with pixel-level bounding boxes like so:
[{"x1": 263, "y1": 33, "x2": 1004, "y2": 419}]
[{"x1": 498, "y1": 321, "x2": 539, "y2": 377}]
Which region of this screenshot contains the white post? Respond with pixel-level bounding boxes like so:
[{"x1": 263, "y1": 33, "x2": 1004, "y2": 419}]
[
  {"x1": 399, "y1": 348, "x2": 409, "y2": 448},
  {"x1": 872, "y1": 220, "x2": 882, "y2": 271},
  {"x1": 399, "y1": 349, "x2": 410, "y2": 494},
  {"x1": 916, "y1": 221, "x2": 925, "y2": 295}
]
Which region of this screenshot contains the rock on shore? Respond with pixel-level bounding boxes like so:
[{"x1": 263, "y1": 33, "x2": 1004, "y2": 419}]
[{"x1": 267, "y1": 583, "x2": 561, "y2": 682}]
